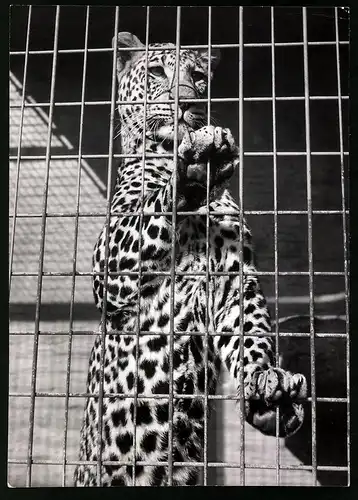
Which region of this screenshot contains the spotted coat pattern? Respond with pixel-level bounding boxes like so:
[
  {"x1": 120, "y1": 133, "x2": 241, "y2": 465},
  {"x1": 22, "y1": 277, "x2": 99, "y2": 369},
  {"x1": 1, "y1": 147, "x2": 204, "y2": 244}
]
[{"x1": 74, "y1": 32, "x2": 307, "y2": 487}]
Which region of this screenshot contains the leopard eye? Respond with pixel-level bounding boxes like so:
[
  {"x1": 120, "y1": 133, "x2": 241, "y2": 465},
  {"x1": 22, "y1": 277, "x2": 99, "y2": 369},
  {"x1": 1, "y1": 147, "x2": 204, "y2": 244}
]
[
  {"x1": 149, "y1": 65, "x2": 165, "y2": 77},
  {"x1": 192, "y1": 70, "x2": 206, "y2": 83}
]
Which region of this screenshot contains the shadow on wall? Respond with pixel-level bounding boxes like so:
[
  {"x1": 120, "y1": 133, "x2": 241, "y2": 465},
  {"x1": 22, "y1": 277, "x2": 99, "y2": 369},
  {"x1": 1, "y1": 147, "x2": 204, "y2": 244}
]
[{"x1": 9, "y1": 6, "x2": 349, "y2": 486}]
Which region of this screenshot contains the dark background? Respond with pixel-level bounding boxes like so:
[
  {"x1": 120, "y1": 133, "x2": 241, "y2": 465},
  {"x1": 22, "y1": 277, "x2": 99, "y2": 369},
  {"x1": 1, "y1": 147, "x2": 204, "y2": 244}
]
[{"x1": 9, "y1": 6, "x2": 349, "y2": 486}]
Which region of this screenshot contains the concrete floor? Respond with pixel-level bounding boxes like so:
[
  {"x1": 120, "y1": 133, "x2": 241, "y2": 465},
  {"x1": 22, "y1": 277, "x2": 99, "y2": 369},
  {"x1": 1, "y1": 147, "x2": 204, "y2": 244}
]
[{"x1": 9, "y1": 6, "x2": 349, "y2": 487}]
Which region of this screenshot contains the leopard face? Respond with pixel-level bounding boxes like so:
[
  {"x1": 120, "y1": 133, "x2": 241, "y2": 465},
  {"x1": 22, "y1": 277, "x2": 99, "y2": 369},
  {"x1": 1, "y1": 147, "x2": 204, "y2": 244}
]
[{"x1": 114, "y1": 32, "x2": 220, "y2": 143}]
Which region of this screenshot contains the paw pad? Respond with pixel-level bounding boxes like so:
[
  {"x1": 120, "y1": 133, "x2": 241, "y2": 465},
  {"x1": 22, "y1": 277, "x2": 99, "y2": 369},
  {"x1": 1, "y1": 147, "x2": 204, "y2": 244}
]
[{"x1": 243, "y1": 367, "x2": 307, "y2": 438}]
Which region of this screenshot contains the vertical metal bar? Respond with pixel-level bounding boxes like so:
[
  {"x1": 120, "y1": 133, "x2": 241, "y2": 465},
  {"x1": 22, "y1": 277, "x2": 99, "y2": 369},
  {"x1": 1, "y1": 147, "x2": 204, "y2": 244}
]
[
  {"x1": 25, "y1": 5, "x2": 60, "y2": 487},
  {"x1": 238, "y1": 6, "x2": 245, "y2": 486},
  {"x1": 132, "y1": 6, "x2": 151, "y2": 486},
  {"x1": 96, "y1": 6, "x2": 119, "y2": 487},
  {"x1": 302, "y1": 7, "x2": 317, "y2": 486},
  {"x1": 270, "y1": 6, "x2": 281, "y2": 486},
  {"x1": 61, "y1": 5, "x2": 90, "y2": 486},
  {"x1": 203, "y1": 6, "x2": 213, "y2": 486},
  {"x1": 9, "y1": 5, "x2": 32, "y2": 289},
  {"x1": 168, "y1": 5, "x2": 181, "y2": 486},
  {"x1": 334, "y1": 6, "x2": 350, "y2": 486}
]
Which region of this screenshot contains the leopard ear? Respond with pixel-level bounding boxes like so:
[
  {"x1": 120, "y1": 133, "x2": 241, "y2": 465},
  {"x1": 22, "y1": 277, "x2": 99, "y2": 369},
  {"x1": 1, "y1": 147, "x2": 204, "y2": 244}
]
[
  {"x1": 197, "y1": 47, "x2": 221, "y2": 74},
  {"x1": 112, "y1": 32, "x2": 145, "y2": 76}
]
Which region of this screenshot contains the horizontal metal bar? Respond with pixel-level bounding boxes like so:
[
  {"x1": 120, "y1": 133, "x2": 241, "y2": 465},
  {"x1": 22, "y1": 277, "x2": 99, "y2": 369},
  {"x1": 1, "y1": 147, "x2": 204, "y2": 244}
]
[
  {"x1": 7, "y1": 458, "x2": 349, "y2": 472},
  {"x1": 8, "y1": 210, "x2": 349, "y2": 219},
  {"x1": 334, "y1": 6, "x2": 351, "y2": 485},
  {"x1": 9, "y1": 39, "x2": 349, "y2": 56},
  {"x1": 8, "y1": 330, "x2": 348, "y2": 339},
  {"x1": 9, "y1": 151, "x2": 349, "y2": 161},
  {"x1": 10, "y1": 270, "x2": 346, "y2": 277},
  {"x1": 9, "y1": 95, "x2": 350, "y2": 108},
  {"x1": 8, "y1": 392, "x2": 347, "y2": 403}
]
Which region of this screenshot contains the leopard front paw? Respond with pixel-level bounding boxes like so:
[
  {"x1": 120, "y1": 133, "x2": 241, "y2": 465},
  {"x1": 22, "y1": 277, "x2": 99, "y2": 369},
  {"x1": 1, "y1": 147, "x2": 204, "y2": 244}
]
[
  {"x1": 177, "y1": 126, "x2": 239, "y2": 187},
  {"x1": 244, "y1": 367, "x2": 307, "y2": 438}
]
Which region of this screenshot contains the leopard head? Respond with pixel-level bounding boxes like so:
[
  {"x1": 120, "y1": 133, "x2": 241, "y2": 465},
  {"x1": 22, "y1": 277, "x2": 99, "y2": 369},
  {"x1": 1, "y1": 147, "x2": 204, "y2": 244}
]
[{"x1": 113, "y1": 32, "x2": 220, "y2": 148}]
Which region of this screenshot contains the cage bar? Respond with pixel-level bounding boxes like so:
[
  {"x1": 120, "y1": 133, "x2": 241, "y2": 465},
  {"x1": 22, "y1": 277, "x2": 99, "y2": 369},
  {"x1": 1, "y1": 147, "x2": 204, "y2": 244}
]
[
  {"x1": 9, "y1": 151, "x2": 350, "y2": 162},
  {"x1": 9, "y1": 6, "x2": 32, "y2": 289},
  {"x1": 129, "y1": 5, "x2": 152, "y2": 487},
  {"x1": 9, "y1": 38, "x2": 349, "y2": 58},
  {"x1": 93, "y1": 6, "x2": 120, "y2": 487},
  {"x1": 60, "y1": 5, "x2": 90, "y2": 487},
  {"x1": 9, "y1": 393, "x2": 348, "y2": 403},
  {"x1": 7, "y1": 457, "x2": 349, "y2": 472},
  {"x1": 9, "y1": 5, "x2": 350, "y2": 488},
  {"x1": 9, "y1": 210, "x2": 349, "y2": 219},
  {"x1": 9, "y1": 95, "x2": 350, "y2": 110},
  {"x1": 163, "y1": 6, "x2": 182, "y2": 486},
  {"x1": 10, "y1": 270, "x2": 348, "y2": 278},
  {"x1": 9, "y1": 330, "x2": 349, "y2": 339},
  {"x1": 237, "y1": 6, "x2": 246, "y2": 486},
  {"x1": 203, "y1": 6, "x2": 213, "y2": 486}
]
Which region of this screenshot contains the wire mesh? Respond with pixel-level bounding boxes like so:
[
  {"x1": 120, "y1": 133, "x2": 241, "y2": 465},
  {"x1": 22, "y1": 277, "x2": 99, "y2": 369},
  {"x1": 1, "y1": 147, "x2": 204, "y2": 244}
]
[{"x1": 9, "y1": 5, "x2": 349, "y2": 488}]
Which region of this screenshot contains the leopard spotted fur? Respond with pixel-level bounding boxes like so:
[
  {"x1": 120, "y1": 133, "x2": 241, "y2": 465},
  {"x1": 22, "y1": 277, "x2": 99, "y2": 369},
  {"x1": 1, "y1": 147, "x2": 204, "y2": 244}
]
[{"x1": 74, "y1": 32, "x2": 307, "y2": 487}]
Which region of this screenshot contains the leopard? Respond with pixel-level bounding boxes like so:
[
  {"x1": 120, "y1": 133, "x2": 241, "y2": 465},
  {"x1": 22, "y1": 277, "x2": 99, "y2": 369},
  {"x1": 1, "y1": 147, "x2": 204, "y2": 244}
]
[{"x1": 74, "y1": 32, "x2": 307, "y2": 487}]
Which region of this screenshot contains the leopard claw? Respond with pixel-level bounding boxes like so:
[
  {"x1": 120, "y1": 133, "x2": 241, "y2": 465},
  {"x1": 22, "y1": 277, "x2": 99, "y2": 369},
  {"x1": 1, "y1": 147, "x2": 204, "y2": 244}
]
[
  {"x1": 246, "y1": 400, "x2": 305, "y2": 438},
  {"x1": 256, "y1": 367, "x2": 307, "y2": 405}
]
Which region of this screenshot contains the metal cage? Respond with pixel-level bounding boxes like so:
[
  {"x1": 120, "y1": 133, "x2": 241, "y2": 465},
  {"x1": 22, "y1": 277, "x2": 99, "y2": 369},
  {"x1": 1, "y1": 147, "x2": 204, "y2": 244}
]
[{"x1": 9, "y1": 5, "x2": 349, "y2": 487}]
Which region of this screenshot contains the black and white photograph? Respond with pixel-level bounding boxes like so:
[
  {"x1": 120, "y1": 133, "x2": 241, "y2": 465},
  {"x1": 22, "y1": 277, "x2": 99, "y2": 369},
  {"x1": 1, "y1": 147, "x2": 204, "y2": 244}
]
[{"x1": 9, "y1": 5, "x2": 350, "y2": 487}]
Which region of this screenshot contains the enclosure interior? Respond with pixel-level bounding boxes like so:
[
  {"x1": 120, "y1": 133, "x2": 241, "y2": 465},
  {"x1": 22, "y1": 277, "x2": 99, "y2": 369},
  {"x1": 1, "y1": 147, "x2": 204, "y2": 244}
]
[{"x1": 9, "y1": 6, "x2": 349, "y2": 487}]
